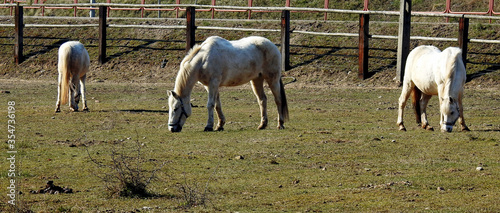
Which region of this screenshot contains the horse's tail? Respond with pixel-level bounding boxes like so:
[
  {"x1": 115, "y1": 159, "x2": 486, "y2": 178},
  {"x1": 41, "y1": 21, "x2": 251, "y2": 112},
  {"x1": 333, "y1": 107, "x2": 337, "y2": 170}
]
[
  {"x1": 411, "y1": 86, "x2": 422, "y2": 125},
  {"x1": 58, "y1": 46, "x2": 72, "y2": 105},
  {"x1": 279, "y1": 78, "x2": 289, "y2": 121}
]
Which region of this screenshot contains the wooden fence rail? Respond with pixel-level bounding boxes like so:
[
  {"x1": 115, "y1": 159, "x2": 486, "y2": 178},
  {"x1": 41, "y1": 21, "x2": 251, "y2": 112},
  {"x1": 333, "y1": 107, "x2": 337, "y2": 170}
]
[{"x1": 5, "y1": 3, "x2": 500, "y2": 81}]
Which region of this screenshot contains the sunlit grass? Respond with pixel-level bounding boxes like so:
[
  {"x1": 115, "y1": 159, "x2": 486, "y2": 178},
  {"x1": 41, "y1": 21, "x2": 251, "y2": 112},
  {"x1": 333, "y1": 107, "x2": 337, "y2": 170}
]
[{"x1": 0, "y1": 80, "x2": 498, "y2": 212}]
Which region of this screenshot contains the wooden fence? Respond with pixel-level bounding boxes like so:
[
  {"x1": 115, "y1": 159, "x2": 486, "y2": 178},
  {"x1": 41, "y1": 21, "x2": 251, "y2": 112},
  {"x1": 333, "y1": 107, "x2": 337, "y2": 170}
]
[{"x1": 3, "y1": 3, "x2": 500, "y2": 81}]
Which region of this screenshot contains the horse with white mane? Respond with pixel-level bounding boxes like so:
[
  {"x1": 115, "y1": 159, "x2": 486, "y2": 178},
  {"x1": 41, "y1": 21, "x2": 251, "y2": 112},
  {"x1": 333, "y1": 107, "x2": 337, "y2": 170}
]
[
  {"x1": 397, "y1": 45, "x2": 469, "y2": 132},
  {"x1": 168, "y1": 36, "x2": 289, "y2": 132},
  {"x1": 55, "y1": 41, "x2": 90, "y2": 112}
]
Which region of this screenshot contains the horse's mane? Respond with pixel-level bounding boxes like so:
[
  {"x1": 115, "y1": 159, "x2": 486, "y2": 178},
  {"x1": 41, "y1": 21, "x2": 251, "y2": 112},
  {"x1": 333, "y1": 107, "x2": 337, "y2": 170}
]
[
  {"x1": 442, "y1": 47, "x2": 464, "y2": 98},
  {"x1": 444, "y1": 47, "x2": 462, "y2": 79},
  {"x1": 174, "y1": 44, "x2": 203, "y2": 95}
]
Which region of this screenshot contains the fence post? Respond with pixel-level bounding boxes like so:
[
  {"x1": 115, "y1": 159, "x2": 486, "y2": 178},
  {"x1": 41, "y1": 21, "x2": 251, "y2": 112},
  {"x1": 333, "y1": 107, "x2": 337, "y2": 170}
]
[
  {"x1": 248, "y1": 0, "x2": 252, "y2": 19},
  {"x1": 14, "y1": 5, "x2": 23, "y2": 64},
  {"x1": 158, "y1": 0, "x2": 161, "y2": 18},
  {"x1": 281, "y1": 10, "x2": 290, "y2": 72},
  {"x1": 324, "y1": 0, "x2": 329, "y2": 21},
  {"x1": 90, "y1": 0, "x2": 96, "y2": 17},
  {"x1": 99, "y1": 6, "x2": 107, "y2": 64},
  {"x1": 458, "y1": 17, "x2": 469, "y2": 68},
  {"x1": 358, "y1": 14, "x2": 369, "y2": 80},
  {"x1": 186, "y1": 7, "x2": 196, "y2": 52},
  {"x1": 396, "y1": 0, "x2": 412, "y2": 84}
]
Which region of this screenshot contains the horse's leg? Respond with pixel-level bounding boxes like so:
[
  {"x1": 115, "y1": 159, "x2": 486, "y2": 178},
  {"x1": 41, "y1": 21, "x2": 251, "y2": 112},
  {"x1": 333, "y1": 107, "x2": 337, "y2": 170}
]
[
  {"x1": 204, "y1": 83, "x2": 219, "y2": 132},
  {"x1": 55, "y1": 74, "x2": 62, "y2": 113},
  {"x1": 214, "y1": 92, "x2": 225, "y2": 131},
  {"x1": 420, "y1": 94, "x2": 434, "y2": 131},
  {"x1": 397, "y1": 81, "x2": 413, "y2": 131},
  {"x1": 251, "y1": 78, "x2": 268, "y2": 130},
  {"x1": 69, "y1": 76, "x2": 80, "y2": 112},
  {"x1": 266, "y1": 78, "x2": 285, "y2": 129},
  {"x1": 458, "y1": 91, "x2": 470, "y2": 131},
  {"x1": 80, "y1": 74, "x2": 89, "y2": 111}
]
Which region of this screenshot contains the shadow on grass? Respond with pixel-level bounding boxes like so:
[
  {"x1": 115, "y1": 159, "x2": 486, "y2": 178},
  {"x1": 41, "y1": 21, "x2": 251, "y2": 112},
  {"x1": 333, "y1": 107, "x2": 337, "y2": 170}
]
[
  {"x1": 118, "y1": 109, "x2": 169, "y2": 113},
  {"x1": 23, "y1": 37, "x2": 69, "y2": 60},
  {"x1": 466, "y1": 63, "x2": 500, "y2": 83}
]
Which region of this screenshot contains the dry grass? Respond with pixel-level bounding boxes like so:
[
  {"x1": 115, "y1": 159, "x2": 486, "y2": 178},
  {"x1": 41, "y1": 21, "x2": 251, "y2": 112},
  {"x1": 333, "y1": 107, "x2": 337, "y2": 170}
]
[{"x1": 0, "y1": 80, "x2": 499, "y2": 212}]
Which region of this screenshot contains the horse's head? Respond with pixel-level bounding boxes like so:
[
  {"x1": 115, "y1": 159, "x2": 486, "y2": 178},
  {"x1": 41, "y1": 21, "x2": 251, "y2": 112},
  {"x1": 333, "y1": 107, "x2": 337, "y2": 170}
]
[
  {"x1": 440, "y1": 96, "x2": 460, "y2": 132},
  {"x1": 167, "y1": 91, "x2": 192, "y2": 132}
]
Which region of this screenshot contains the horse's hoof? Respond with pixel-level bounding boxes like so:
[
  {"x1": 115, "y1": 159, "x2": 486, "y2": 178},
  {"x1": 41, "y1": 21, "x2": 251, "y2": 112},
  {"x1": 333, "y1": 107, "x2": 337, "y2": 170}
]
[
  {"x1": 258, "y1": 123, "x2": 269, "y2": 129},
  {"x1": 216, "y1": 127, "x2": 224, "y2": 131},
  {"x1": 204, "y1": 127, "x2": 213, "y2": 132},
  {"x1": 277, "y1": 126, "x2": 285, "y2": 130},
  {"x1": 55, "y1": 108, "x2": 61, "y2": 113},
  {"x1": 461, "y1": 126, "x2": 470, "y2": 131},
  {"x1": 399, "y1": 127, "x2": 406, "y2": 131},
  {"x1": 82, "y1": 107, "x2": 89, "y2": 112},
  {"x1": 426, "y1": 126, "x2": 434, "y2": 131}
]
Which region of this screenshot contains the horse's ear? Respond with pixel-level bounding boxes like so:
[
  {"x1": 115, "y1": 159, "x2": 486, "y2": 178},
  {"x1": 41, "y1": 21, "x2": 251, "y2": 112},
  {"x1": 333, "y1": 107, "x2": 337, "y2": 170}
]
[{"x1": 168, "y1": 91, "x2": 178, "y2": 98}]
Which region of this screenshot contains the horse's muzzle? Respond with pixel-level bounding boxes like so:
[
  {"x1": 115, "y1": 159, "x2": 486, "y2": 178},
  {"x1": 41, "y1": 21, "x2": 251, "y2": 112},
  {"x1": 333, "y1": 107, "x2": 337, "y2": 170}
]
[
  {"x1": 169, "y1": 124, "x2": 182, "y2": 133},
  {"x1": 441, "y1": 124, "x2": 453, "y2": 133}
]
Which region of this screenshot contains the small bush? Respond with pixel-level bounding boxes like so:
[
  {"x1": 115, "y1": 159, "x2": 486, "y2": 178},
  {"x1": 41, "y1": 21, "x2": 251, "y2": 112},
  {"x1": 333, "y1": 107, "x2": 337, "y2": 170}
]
[{"x1": 86, "y1": 136, "x2": 165, "y2": 198}]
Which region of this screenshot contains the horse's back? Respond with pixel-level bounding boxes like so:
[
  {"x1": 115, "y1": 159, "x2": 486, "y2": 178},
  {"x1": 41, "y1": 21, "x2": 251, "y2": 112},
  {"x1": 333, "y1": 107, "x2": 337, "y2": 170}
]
[
  {"x1": 203, "y1": 36, "x2": 279, "y2": 59},
  {"x1": 405, "y1": 45, "x2": 466, "y2": 95},
  {"x1": 404, "y1": 46, "x2": 442, "y2": 94},
  {"x1": 197, "y1": 36, "x2": 281, "y2": 86},
  {"x1": 59, "y1": 41, "x2": 88, "y2": 58},
  {"x1": 58, "y1": 41, "x2": 90, "y2": 75},
  {"x1": 406, "y1": 45, "x2": 440, "y2": 71}
]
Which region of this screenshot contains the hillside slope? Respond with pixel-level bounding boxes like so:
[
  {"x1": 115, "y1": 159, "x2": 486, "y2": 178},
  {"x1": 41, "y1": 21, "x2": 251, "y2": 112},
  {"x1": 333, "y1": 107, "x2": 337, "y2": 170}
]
[{"x1": 0, "y1": 13, "x2": 499, "y2": 89}]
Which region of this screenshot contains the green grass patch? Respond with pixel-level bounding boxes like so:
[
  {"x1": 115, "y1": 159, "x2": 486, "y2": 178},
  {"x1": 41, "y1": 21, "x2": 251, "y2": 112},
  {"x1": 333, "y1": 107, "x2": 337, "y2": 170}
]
[{"x1": 0, "y1": 80, "x2": 498, "y2": 212}]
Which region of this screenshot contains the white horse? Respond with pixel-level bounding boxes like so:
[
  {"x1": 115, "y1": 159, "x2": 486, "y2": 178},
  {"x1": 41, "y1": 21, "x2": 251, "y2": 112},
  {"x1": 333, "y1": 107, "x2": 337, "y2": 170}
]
[
  {"x1": 168, "y1": 36, "x2": 289, "y2": 132},
  {"x1": 397, "y1": 45, "x2": 469, "y2": 132},
  {"x1": 55, "y1": 41, "x2": 90, "y2": 112}
]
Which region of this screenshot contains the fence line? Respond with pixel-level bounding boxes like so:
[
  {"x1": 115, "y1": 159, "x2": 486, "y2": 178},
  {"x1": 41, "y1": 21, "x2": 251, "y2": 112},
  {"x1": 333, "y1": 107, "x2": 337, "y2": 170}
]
[
  {"x1": 5, "y1": 4, "x2": 500, "y2": 80},
  {"x1": 5, "y1": 21, "x2": 498, "y2": 45},
  {"x1": 1, "y1": 0, "x2": 499, "y2": 19}
]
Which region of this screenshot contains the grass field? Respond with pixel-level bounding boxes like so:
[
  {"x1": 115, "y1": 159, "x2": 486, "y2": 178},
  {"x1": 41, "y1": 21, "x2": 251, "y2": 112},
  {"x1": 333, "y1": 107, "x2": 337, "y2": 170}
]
[
  {"x1": 1, "y1": 1, "x2": 500, "y2": 212},
  {"x1": 0, "y1": 79, "x2": 499, "y2": 212}
]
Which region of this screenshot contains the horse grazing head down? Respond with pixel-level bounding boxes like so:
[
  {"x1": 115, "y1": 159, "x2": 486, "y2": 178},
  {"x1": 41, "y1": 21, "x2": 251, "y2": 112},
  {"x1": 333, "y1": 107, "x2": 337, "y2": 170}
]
[
  {"x1": 397, "y1": 45, "x2": 469, "y2": 133},
  {"x1": 167, "y1": 91, "x2": 192, "y2": 132},
  {"x1": 440, "y1": 96, "x2": 460, "y2": 132}
]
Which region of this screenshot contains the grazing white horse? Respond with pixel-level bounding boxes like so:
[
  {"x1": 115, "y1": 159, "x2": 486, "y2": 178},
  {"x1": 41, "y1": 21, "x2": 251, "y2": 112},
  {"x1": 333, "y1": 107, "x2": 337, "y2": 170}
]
[
  {"x1": 55, "y1": 41, "x2": 90, "y2": 112},
  {"x1": 397, "y1": 45, "x2": 469, "y2": 132},
  {"x1": 168, "y1": 36, "x2": 289, "y2": 132}
]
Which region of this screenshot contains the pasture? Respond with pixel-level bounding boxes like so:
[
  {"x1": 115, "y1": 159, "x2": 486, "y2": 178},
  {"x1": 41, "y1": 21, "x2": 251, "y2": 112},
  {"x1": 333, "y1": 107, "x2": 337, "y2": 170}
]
[
  {"x1": 1, "y1": 79, "x2": 499, "y2": 212},
  {"x1": 1, "y1": 5, "x2": 500, "y2": 211}
]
